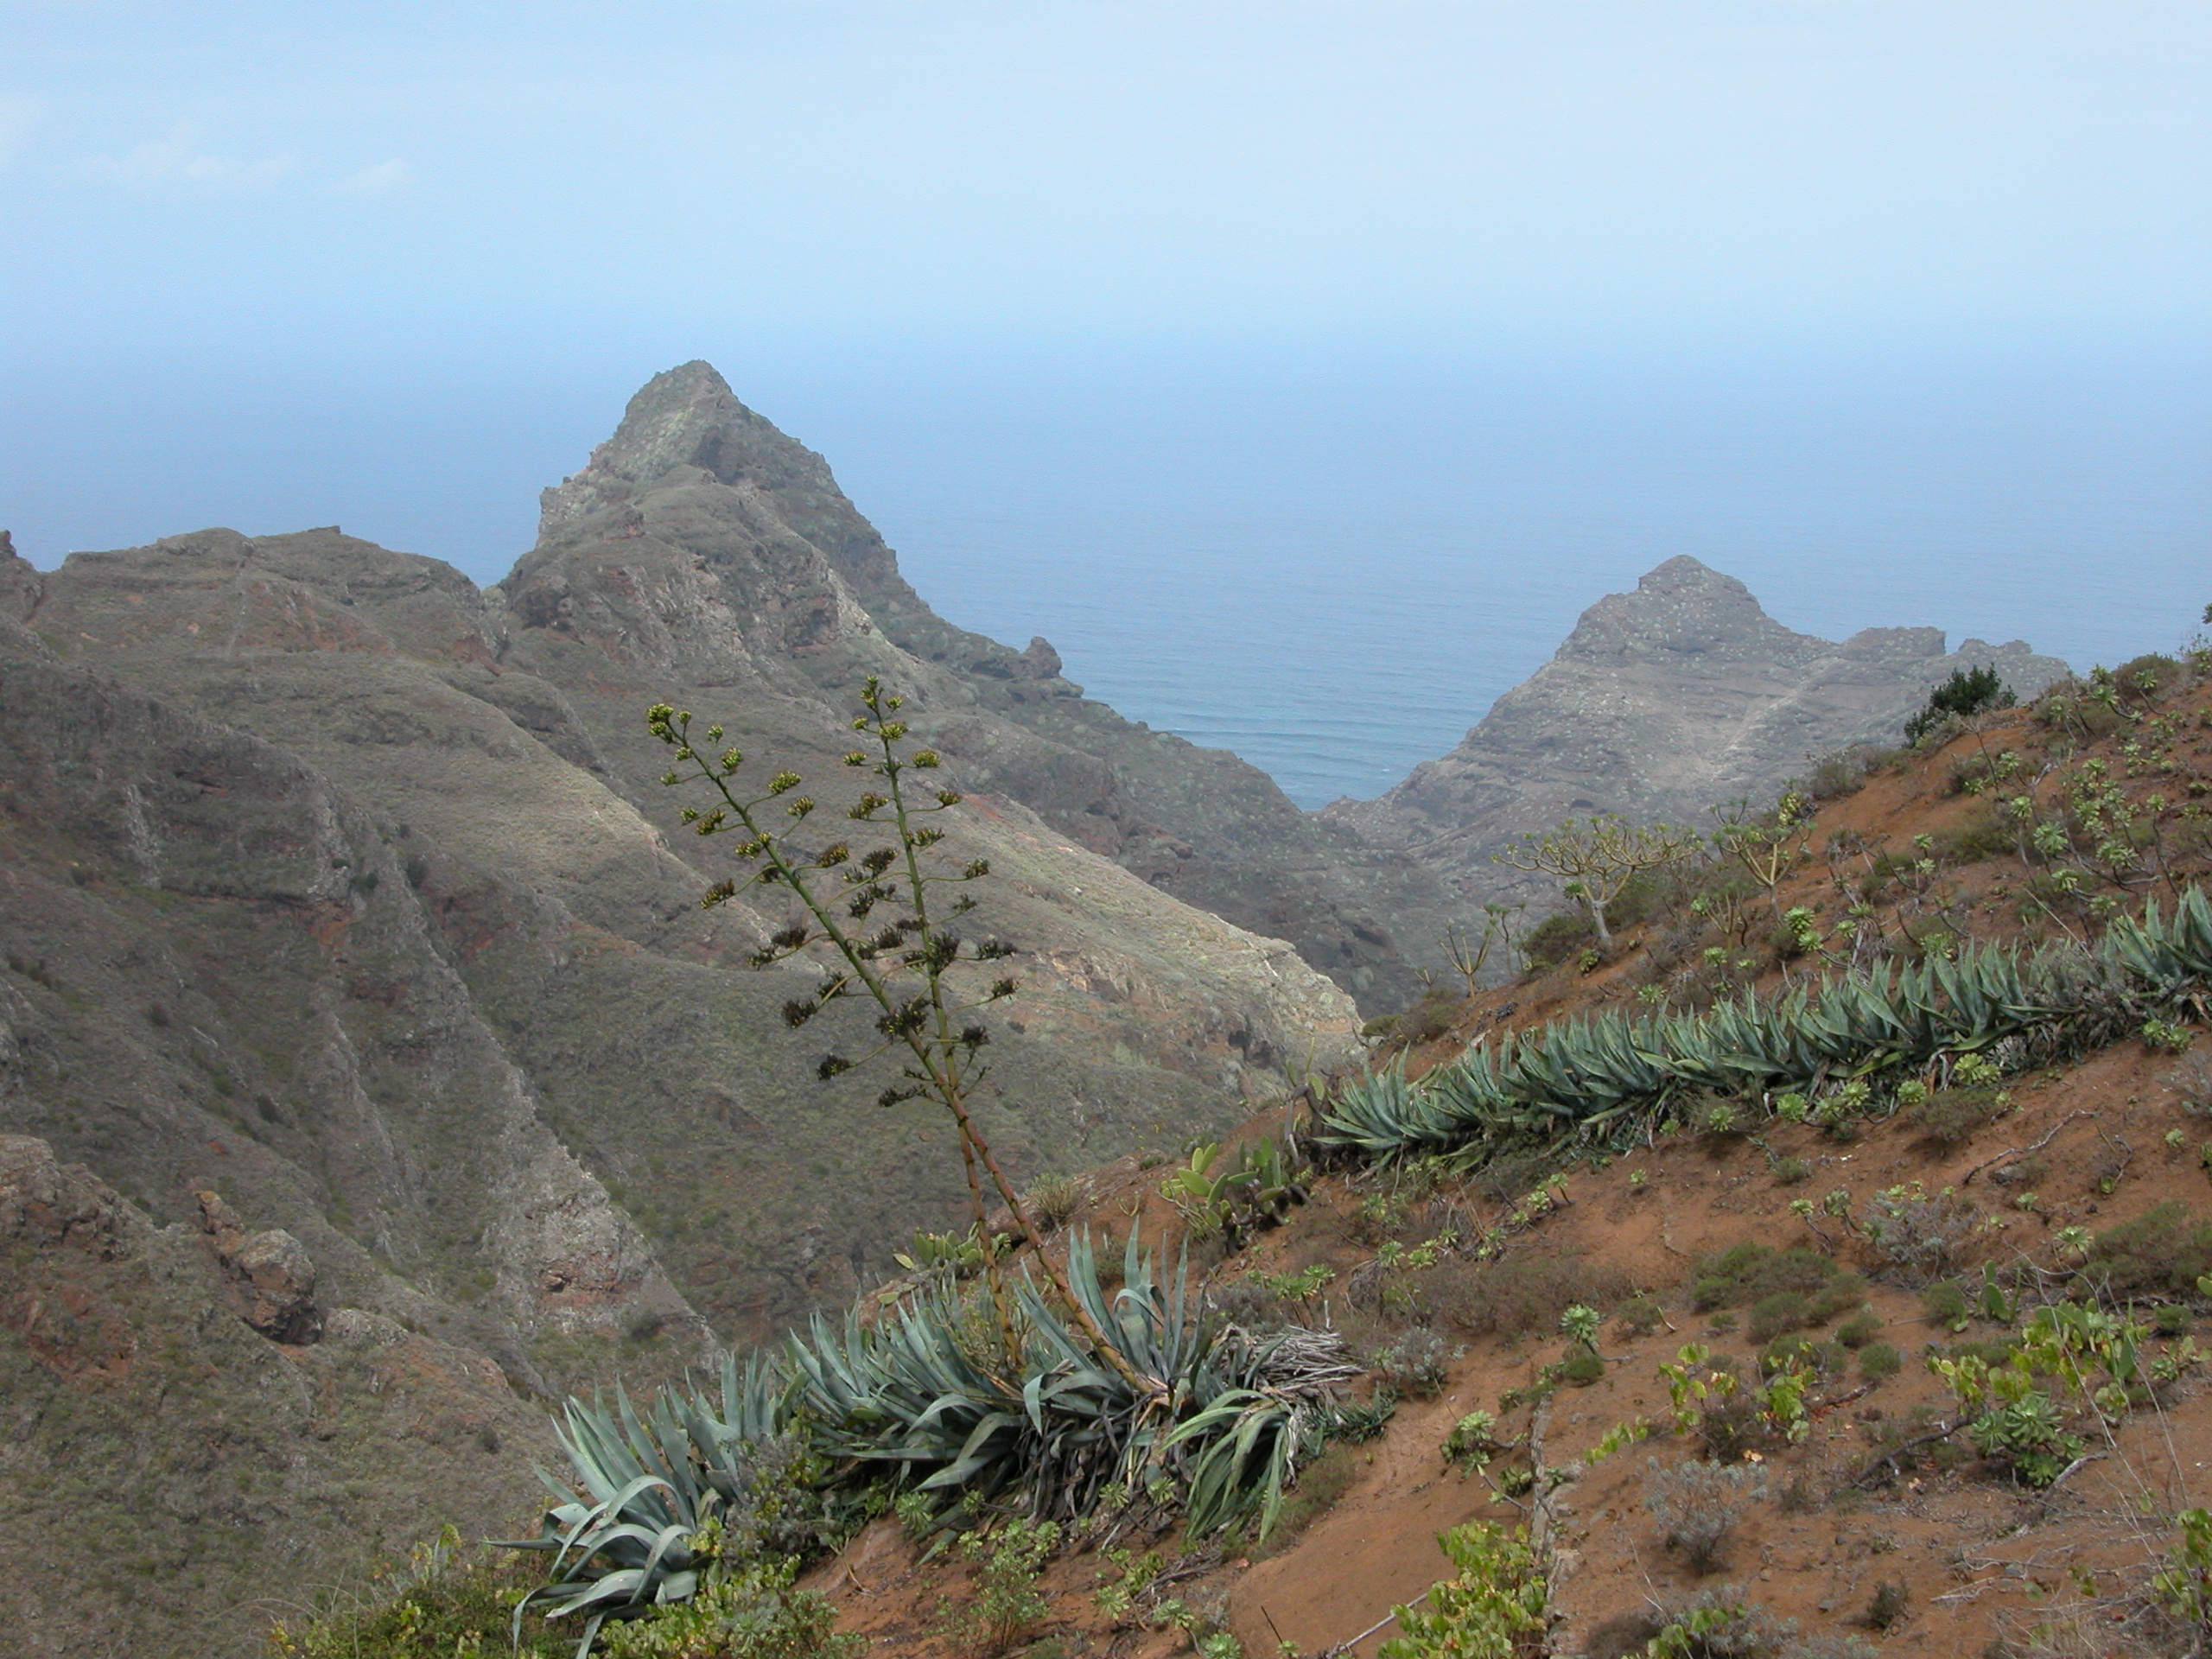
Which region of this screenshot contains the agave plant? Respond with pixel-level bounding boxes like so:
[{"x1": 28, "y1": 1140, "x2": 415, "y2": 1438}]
[
  {"x1": 1319, "y1": 885, "x2": 2212, "y2": 1168},
  {"x1": 507, "y1": 1232, "x2": 1354, "y2": 1654}
]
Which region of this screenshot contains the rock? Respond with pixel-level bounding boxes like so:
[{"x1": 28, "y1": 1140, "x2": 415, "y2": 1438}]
[
  {"x1": 0, "y1": 1135, "x2": 140, "y2": 1257},
  {"x1": 1325, "y1": 555, "x2": 2071, "y2": 909},
  {"x1": 196, "y1": 1188, "x2": 322, "y2": 1344}
]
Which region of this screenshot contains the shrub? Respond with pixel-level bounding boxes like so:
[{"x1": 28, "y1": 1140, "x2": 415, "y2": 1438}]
[
  {"x1": 1435, "y1": 1248, "x2": 1633, "y2": 1341},
  {"x1": 1861, "y1": 1184, "x2": 1982, "y2": 1285},
  {"x1": 2115, "y1": 652, "x2": 2184, "y2": 706},
  {"x1": 1617, "y1": 1295, "x2": 1667, "y2": 1338},
  {"x1": 267, "y1": 1530, "x2": 567, "y2": 1658},
  {"x1": 1690, "y1": 1246, "x2": 1853, "y2": 1314},
  {"x1": 1906, "y1": 664, "x2": 2014, "y2": 746},
  {"x1": 1922, "y1": 1280, "x2": 1970, "y2": 1331},
  {"x1": 1584, "y1": 1610, "x2": 1669, "y2": 1659},
  {"x1": 1371, "y1": 1329, "x2": 1457, "y2": 1399},
  {"x1": 1522, "y1": 908, "x2": 1598, "y2": 975},
  {"x1": 1645, "y1": 1459, "x2": 1768, "y2": 1573},
  {"x1": 1801, "y1": 745, "x2": 1884, "y2": 803},
  {"x1": 1560, "y1": 1350, "x2": 1605, "y2": 1386},
  {"x1": 598, "y1": 1560, "x2": 862, "y2": 1659},
  {"x1": 1930, "y1": 809, "x2": 2017, "y2": 867},
  {"x1": 1863, "y1": 1579, "x2": 1910, "y2": 1633},
  {"x1": 2076, "y1": 1201, "x2": 2212, "y2": 1301},
  {"x1": 1748, "y1": 1292, "x2": 1810, "y2": 1344},
  {"x1": 1910, "y1": 1086, "x2": 2012, "y2": 1146},
  {"x1": 1834, "y1": 1311, "x2": 1882, "y2": 1351},
  {"x1": 1394, "y1": 984, "x2": 1466, "y2": 1046},
  {"x1": 1023, "y1": 1173, "x2": 1083, "y2": 1230},
  {"x1": 959, "y1": 1518, "x2": 1061, "y2": 1654},
  {"x1": 1644, "y1": 1586, "x2": 1799, "y2": 1658}
]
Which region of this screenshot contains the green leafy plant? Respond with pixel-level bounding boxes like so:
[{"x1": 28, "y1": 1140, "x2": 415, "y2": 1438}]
[
  {"x1": 958, "y1": 1518, "x2": 1060, "y2": 1653},
  {"x1": 2154, "y1": 1507, "x2": 2212, "y2": 1643},
  {"x1": 1376, "y1": 1523, "x2": 1547, "y2": 1659},
  {"x1": 1441, "y1": 1409, "x2": 1507, "y2": 1474},
  {"x1": 596, "y1": 1559, "x2": 861, "y2": 1659}
]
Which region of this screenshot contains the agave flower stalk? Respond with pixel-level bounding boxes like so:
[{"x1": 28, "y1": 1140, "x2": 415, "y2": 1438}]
[{"x1": 648, "y1": 684, "x2": 1154, "y2": 1395}]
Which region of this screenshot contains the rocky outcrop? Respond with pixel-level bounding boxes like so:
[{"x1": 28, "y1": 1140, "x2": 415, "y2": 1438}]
[
  {"x1": 1325, "y1": 556, "x2": 2070, "y2": 905},
  {"x1": 0, "y1": 1135, "x2": 552, "y2": 1658},
  {"x1": 195, "y1": 1188, "x2": 321, "y2": 1343}
]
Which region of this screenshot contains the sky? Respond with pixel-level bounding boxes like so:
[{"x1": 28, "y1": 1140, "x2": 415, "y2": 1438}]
[{"x1": 2, "y1": 3, "x2": 2208, "y2": 797}]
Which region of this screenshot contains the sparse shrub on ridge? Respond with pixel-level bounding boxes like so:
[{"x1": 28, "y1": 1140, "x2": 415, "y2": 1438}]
[
  {"x1": 1906, "y1": 664, "x2": 2014, "y2": 746},
  {"x1": 1645, "y1": 1460, "x2": 1769, "y2": 1574},
  {"x1": 1371, "y1": 1328, "x2": 1458, "y2": 1398}
]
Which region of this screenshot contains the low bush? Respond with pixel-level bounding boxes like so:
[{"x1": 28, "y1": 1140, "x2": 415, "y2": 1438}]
[
  {"x1": 1023, "y1": 1173, "x2": 1083, "y2": 1229},
  {"x1": 1435, "y1": 1247, "x2": 1633, "y2": 1341},
  {"x1": 1929, "y1": 809, "x2": 2018, "y2": 868},
  {"x1": 1906, "y1": 664, "x2": 2014, "y2": 746},
  {"x1": 1645, "y1": 1459, "x2": 1770, "y2": 1573},
  {"x1": 1910, "y1": 1086, "x2": 2012, "y2": 1146},
  {"x1": 1616, "y1": 1294, "x2": 1668, "y2": 1338},
  {"x1": 1921, "y1": 1281, "x2": 1971, "y2": 1330},
  {"x1": 600, "y1": 1560, "x2": 862, "y2": 1659},
  {"x1": 1690, "y1": 1245, "x2": 1859, "y2": 1321},
  {"x1": 1863, "y1": 1579, "x2": 1910, "y2": 1633},
  {"x1": 1801, "y1": 745, "x2": 1886, "y2": 803},
  {"x1": 2076, "y1": 1201, "x2": 2212, "y2": 1301},
  {"x1": 2114, "y1": 652, "x2": 2185, "y2": 706},
  {"x1": 1370, "y1": 1329, "x2": 1457, "y2": 1399},
  {"x1": 267, "y1": 1531, "x2": 566, "y2": 1658},
  {"x1": 1861, "y1": 1184, "x2": 1984, "y2": 1285},
  {"x1": 1522, "y1": 909, "x2": 1598, "y2": 975},
  {"x1": 1647, "y1": 1586, "x2": 1800, "y2": 1658},
  {"x1": 1748, "y1": 1291, "x2": 1810, "y2": 1344},
  {"x1": 1834, "y1": 1311, "x2": 1882, "y2": 1351}
]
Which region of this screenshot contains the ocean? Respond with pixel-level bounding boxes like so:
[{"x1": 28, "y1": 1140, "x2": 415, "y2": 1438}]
[
  {"x1": 8, "y1": 340, "x2": 2207, "y2": 809},
  {"x1": 800, "y1": 343, "x2": 2212, "y2": 806}
]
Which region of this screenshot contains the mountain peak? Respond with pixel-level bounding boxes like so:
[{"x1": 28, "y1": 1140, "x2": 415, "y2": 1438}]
[{"x1": 1556, "y1": 556, "x2": 1816, "y2": 666}]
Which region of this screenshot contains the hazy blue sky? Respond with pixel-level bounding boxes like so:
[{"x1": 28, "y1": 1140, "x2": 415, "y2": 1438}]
[
  {"x1": 2, "y1": 4, "x2": 2207, "y2": 798},
  {"x1": 7, "y1": 3, "x2": 2206, "y2": 372}
]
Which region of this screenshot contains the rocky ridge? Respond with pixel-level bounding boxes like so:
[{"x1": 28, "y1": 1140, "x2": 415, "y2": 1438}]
[{"x1": 1326, "y1": 554, "x2": 2071, "y2": 906}]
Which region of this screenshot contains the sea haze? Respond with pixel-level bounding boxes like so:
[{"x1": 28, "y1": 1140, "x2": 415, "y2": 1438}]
[
  {"x1": 794, "y1": 342, "x2": 2211, "y2": 807},
  {"x1": 6, "y1": 340, "x2": 2207, "y2": 809}
]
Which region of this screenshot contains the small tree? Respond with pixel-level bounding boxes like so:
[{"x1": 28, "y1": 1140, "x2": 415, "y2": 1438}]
[
  {"x1": 1711, "y1": 790, "x2": 1820, "y2": 921},
  {"x1": 1440, "y1": 903, "x2": 1524, "y2": 995},
  {"x1": 1493, "y1": 815, "x2": 1696, "y2": 950},
  {"x1": 647, "y1": 683, "x2": 1149, "y2": 1391}
]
